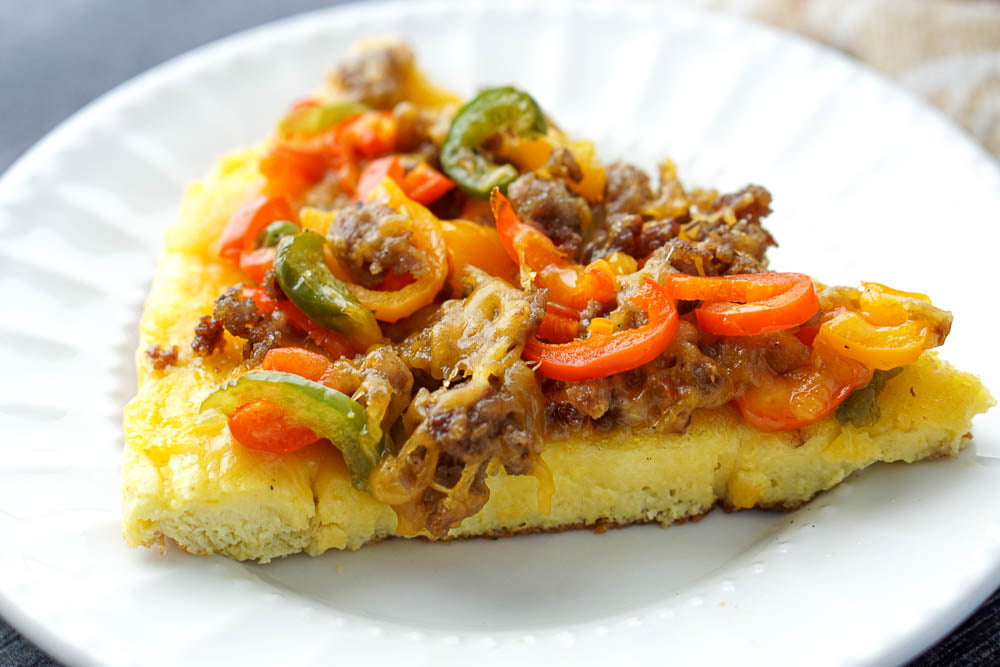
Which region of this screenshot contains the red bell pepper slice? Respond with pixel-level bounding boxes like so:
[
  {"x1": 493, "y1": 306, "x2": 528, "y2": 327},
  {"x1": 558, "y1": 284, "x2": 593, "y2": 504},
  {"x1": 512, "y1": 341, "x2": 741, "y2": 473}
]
[
  {"x1": 491, "y1": 188, "x2": 615, "y2": 312},
  {"x1": 238, "y1": 246, "x2": 277, "y2": 285},
  {"x1": 257, "y1": 111, "x2": 397, "y2": 200},
  {"x1": 242, "y1": 286, "x2": 355, "y2": 360},
  {"x1": 667, "y1": 272, "x2": 819, "y2": 336},
  {"x1": 356, "y1": 156, "x2": 456, "y2": 206},
  {"x1": 344, "y1": 111, "x2": 398, "y2": 159},
  {"x1": 218, "y1": 196, "x2": 294, "y2": 262},
  {"x1": 356, "y1": 155, "x2": 405, "y2": 201},
  {"x1": 322, "y1": 111, "x2": 398, "y2": 197},
  {"x1": 794, "y1": 321, "x2": 821, "y2": 347},
  {"x1": 735, "y1": 343, "x2": 873, "y2": 432},
  {"x1": 523, "y1": 278, "x2": 679, "y2": 381},
  {"x1": 401, "y1": 162, "x2": 455, "y2": 205}
]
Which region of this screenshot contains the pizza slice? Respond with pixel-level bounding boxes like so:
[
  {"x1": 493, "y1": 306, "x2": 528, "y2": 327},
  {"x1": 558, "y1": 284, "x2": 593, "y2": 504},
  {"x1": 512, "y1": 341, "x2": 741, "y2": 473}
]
[{"x1": 123, "y1": 41, "x2": 993, "y2": 561}]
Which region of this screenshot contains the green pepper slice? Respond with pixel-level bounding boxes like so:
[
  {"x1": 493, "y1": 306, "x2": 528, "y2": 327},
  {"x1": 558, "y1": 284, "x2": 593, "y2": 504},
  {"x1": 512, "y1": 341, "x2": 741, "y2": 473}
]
[
  {"x1": 274, "y1": 231, "x2": 382, "y2": 351},
  {"x1": 835, "y1": 367, "x2": 903, "y2": 427},
  {"x1": 278, "y1": 100, "x2": 368, "y2": 137},
  {"x1": 201, "y1": 370, "x2": 382, "y2": 489},
  {"x1": 258, "y1": 220, "x2": 300, "y2": 248},
  {"x1": 440, "y1": 86, "x2": 547, "y2": 198}
]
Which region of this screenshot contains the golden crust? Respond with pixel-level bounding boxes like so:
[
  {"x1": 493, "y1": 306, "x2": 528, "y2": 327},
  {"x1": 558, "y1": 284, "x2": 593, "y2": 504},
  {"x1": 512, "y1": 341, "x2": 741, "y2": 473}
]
[{"x1": 122, "y1": 149, "x2": 995, "y2": 562}]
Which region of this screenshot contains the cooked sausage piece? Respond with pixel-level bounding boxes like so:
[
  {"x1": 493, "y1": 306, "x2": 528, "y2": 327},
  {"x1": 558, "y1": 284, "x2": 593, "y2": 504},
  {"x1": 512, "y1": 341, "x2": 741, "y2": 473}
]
[
  {"x1": 327, "y1": 201, "x2": 430, "y2": 288},
  {"x1": 329, "y1": 43, "x2": 414, "y2": 110},
  {"x1": 507, "y1": 173, "x2": 592, "y2": 258},
  {"x1": 210, "y1": 287, "x2": 293, "y2": 366}
]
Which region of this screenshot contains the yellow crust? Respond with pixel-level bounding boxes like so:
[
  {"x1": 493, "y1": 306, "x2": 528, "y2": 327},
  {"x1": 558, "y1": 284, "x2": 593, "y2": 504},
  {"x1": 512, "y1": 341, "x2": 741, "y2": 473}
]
[{"x1": 122, "y1": 150, "x2": 995, "y2": 562}]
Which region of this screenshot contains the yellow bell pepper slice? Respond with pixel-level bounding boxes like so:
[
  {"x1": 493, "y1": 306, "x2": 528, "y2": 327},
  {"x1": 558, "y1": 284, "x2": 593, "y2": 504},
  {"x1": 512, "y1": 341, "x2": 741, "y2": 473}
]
[
  {"x1": 298, "y1": 206, "x2": 337, "y2": 236},
  {"x1": 814, "y1": 282, "x2": 946, "y2": 371},
  {"x1": 498, "y1": 133, "x2": 607, "y2": 202},
  {"x1": 438, "y1": 219, "x2": 518, "y2": 293},
  {"x1": 815, "y1": 313, "x2": 931, "y2": 371}
]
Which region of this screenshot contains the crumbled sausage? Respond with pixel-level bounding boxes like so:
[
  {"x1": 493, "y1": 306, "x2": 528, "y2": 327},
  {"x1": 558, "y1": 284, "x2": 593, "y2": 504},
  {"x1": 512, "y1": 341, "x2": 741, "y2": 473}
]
[
  {"x1": 603, "y1": 162, "x2": 654, "y2": 216},
  {"x1": 542, "y1": 323, "x2": 814, "y2": 433},
  {"x1": 191, "y1": 316, "x2": 224, "y2": 356},
  {"x1": 392, "y1": 100, "x2": 453, "y2": 160},
  {"x1": 373, "y1": 361, "x2": 543, "y2": 538},
  {"x1": 587, "y1": 161, "x2": 683, "y2": 262},
  {"x1": 711, "y1": 184, "x2": 773, "y2": 224},
  {"x1": 330, "y1": 43, "x2": 413, "y2": 109},
  {"x1": 581, "y1": 212, "x2": 644, "y2": 262},
  {"x1": 507, "y1": 173, "x2": 592, "y2": 258},
  {"x1": 544, "y1": 147, "x2": 584, "y2": 185},
  {"x1": 261, "y1": 269, "x2": 286, "y2": 302},
  {"x1": 544, "y1": 401, "x2": 585, "y2": 429},
  {"x1": 636, "y1": 185, "x2": 777, "y2": 275},
  {"x1": 327, "y1": 202, "x2": 429, "y2": 288},
  {"x1": 146, "y1": 344, "x2": 178, "y2": 369},
  {"x1": 211, "y1": 287, "x2": 293, "y2": 366}
]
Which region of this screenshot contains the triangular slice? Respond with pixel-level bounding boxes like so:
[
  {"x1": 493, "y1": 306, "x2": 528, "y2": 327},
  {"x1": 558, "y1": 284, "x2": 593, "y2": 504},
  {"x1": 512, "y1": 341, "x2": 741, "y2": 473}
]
[{"x1": 123, "y1": 42, "x2": 993, "y2": 561}]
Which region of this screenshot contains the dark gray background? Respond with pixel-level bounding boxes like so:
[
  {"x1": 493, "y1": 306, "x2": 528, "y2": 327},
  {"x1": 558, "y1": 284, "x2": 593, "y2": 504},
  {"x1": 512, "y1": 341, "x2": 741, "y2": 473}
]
[{"x1": 1, "y1": 1, "x2": 997, "y2": 664}]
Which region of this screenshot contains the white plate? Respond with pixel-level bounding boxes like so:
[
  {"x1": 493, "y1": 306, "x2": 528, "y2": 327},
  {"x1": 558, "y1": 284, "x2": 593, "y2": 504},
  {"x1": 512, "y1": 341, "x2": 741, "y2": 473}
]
[{"x1": 1, "y1": 1, "x2": 998, "y2": 665}]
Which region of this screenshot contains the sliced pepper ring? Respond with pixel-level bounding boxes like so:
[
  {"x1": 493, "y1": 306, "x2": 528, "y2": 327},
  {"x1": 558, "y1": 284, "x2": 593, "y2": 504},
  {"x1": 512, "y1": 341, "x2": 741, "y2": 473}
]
[
  {"x1": 200, "y1": 370, "x2": 382, "y2": 489},
  {"x1": 814, "y1": 310, "x2": 932, "y2": 371},
  {"x1": 218, "y1": 195, "x2": 295, "y2": 262},
  {"x1": 813, "y1": 282, "x2": 949, "y2": 371},
  {"x1": 438, "y1": 218, "x2": 519, "y2": 293},
  {"x1": 442, "y1": 87, "x2": 547, "y2": 197},
  {"x1": 667, "y1": 272, "x2": 819, "y2": 336},
  {"x1": 325, "y1": 177, "x2": 448, "y2": 323},
  {"x1": 523, "y1": 277, "x2": 679, "y2": 382},
  {"x1": 735, "y1": 343, "x2": 873, "y2": 432},
  {"x1": 274, "y1": 230, "x2": 383, "y2": 351},
  {"x1": 491, "y1": 188, "x2": 616, "y2": 312}
]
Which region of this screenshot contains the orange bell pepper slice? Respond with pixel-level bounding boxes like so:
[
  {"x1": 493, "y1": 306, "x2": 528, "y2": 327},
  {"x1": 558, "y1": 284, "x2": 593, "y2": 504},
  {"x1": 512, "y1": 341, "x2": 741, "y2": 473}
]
[
  {"x1": 815, "y1": 313, "x2": 932, "y2": 371},
  {"x1": 260, "y1": 145, "x2": 329, "y2": 198},
  {"x1": 523, "y1": 278, "x2": 679, "y2": 381},
  {"x1": 227, "y1": 399, "x2": 320, "y2": 454},
  {"x1": 735, "y1": 343, "x2": 873, "y2": 432},
  {"x1": 261, "y1": 347, "x2": 332, "y2": 383},
  {"x1": 491, "y1": 188, "x2": 615, "y2": 312},
  {"x1": 343, "y1": 111, "x2": 397, "y2": 159},
  {"x1": 667, "y1": 272, "x2": 819, "y2": 336},
  {"x1": 535, "y1": 304, "x2": 580, "y2": 344},
  {"x1": 218, "y1": 195, "x2": 295, "y2": 262}
]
